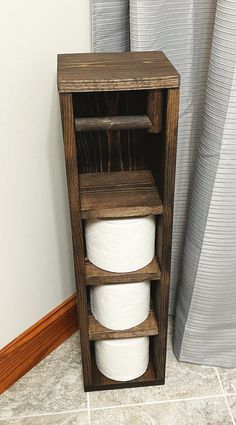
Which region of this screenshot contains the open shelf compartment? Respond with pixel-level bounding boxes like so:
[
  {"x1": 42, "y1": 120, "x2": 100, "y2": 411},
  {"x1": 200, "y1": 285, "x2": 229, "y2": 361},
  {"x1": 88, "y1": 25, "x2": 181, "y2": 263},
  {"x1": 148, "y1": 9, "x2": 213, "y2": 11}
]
[{"x1": 86, "y1": 343, "x2": 163, "y2": 392}]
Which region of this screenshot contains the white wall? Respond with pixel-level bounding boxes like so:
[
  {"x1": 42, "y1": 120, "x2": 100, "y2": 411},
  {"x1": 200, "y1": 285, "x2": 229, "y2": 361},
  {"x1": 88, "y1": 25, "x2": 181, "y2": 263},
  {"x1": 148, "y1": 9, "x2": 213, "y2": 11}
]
[{"x1": 0, "y1": 1, "x2": 91, "y2": 348}]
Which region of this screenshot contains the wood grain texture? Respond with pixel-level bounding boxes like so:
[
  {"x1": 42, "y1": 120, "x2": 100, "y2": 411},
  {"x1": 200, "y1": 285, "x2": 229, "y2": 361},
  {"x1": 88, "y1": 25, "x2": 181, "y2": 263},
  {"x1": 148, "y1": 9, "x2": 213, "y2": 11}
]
[
  {"x1": 89, "y1": 309, "x2": 158, "y2": 341},
  {"x1": 153, "y1": 88, "x2": 180, "y2": 382},
  {"x1": 57, "y1": 51, "x2": 180, "y2": 93},
  {"x1": 59, "y1": 94, "x2": 92, "y2": 387},
  {"x1": 0, "y1": 295, "x2": 77, "y2": 395},
  {"x1": 75, "y1": 115, "x2": 152, "y2": 131},
  {"x1": 147, "y1": 90, "x2": 163, "y2": 133},
  {"x1": 85, "y1": 256, "x2": 161, "y2": 285},
  {"x1": 80, "y1": 170, "x2": 163, "y2": 219},
  {"x1": 73, "y1": 91, "x2": 150, "y2": 174}
]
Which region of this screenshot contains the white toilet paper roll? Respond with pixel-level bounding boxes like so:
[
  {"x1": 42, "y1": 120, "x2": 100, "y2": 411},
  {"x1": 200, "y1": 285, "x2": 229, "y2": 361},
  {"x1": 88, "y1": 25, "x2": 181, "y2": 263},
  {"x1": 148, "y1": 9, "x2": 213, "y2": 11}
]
[
  {"x1": 95, "y1": 337, "x2": 149, "y2": 381},
  {"x1": 85, "y1": 216, "x2": 155, "y2": 272},
  {"x1": 91, "y1": 281, "x2": 150, "y2": 330}
]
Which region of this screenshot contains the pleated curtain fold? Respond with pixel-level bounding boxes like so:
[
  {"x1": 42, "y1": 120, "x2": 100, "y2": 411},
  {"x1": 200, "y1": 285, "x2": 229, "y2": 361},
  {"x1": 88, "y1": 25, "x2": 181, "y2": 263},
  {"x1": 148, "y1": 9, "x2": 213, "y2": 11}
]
[{"x1": 91, "y1": 0, "x2": 236, "y2": 367}]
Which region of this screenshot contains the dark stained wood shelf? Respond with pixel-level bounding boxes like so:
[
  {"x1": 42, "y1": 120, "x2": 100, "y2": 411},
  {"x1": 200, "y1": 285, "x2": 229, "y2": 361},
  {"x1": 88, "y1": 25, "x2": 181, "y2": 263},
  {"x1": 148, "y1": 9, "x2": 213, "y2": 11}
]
[
  {"x1": 88, "y1": 309, "x2": 158, "y2": 341},
  {"x1": 80, "y1": 170, "x2": 163, "y2": 219},
  {"x1": 57, "y1": 51, "x2": 180, "y2": 93},
  {"x1": 85, "y1": 256, "x2": 161, "y2": 285},
  {"x1": 87, "y1": 351, "x2": 162, "y2": 392},
  {"x1": 75, "y1": 115, "x2": 152, "y2": 131}
]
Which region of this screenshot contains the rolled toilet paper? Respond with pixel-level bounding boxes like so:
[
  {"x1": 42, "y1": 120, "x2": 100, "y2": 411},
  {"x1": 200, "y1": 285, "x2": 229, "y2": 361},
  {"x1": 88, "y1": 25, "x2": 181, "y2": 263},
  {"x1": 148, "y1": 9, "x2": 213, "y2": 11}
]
[
  {"x1": 85, "y1": 216, "x2": 155, "y2": 272},
  {"x1": 95, "y1": 337, "x2": 149, "y2": 381},
  {"x1": 91, "y1": 281, "x2": 150, "y2": 330}
]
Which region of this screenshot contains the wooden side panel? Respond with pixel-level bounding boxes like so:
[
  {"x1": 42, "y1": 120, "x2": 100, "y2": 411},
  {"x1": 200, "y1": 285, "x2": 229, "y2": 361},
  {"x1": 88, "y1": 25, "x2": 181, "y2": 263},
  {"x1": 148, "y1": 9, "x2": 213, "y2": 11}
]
[
  {"x1": 147, "y1": 90, "x2": 163, "y2": 133},
  {"x1": 59, "y1": 94, "x2": 92, "y2": 387},
  {"x1": 153, "y1": 88, "x2": 179, "y2": 381}
]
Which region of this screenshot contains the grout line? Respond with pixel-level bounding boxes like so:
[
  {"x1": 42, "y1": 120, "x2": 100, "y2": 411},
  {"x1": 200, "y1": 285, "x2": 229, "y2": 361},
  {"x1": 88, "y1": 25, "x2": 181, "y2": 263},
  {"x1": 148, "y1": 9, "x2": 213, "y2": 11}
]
[
  {"x1": 89, "y1": 394, "x2": 226, "y2": 411},
  {"x1": 214, "y1": 367, "x2": 236, "y2": 425},
  {"x1": 2, "y1": 392, "x2": 236, "y2": 421},
  {"x1": 0, "y1": 409, "x2": 88, "y2": 421},
  {"x1": 87, "y1": 393, "x2": 91, "y2": 425}
]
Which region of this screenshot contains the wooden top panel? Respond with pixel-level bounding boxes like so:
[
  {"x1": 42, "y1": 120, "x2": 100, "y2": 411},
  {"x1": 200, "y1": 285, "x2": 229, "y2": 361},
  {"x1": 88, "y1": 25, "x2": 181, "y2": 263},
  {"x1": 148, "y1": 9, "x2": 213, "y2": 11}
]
[{"x1": 57, "y1": 51, "x2": 180, "y2": 92}]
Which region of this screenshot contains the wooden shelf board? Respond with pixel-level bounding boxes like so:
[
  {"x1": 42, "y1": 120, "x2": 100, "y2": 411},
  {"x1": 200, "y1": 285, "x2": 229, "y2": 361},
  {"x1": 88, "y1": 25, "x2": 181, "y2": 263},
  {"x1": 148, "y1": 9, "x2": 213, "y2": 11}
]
[
  {"x1": 85, "y1": 352, "x2": 162, "y2": 392},
  {"x1": 88, "y1": 309, "x2": 158, "y2": 341},
  {"x1": 75, "y1": 115, "x2": 152, "y2": 132},
  {"x1": 85, "y1": 257, "x2": 161, "y2": 285},
  {"x1": 80, "y1": 170, "x2": 163, "y2": 219}
]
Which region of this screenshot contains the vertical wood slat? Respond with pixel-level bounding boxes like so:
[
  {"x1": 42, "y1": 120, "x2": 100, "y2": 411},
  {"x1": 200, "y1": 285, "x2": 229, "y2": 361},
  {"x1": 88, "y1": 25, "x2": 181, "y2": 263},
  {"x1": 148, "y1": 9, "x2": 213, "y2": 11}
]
[
  {"x1": 154, "y1": 88, "x2": 180, "y2": 381},
  {"x1": 147, "y1": 90, "x2": 163, "y2": 133},
  {"x1": 59, "y1": 93, "x2": 92, "y2": 387}
]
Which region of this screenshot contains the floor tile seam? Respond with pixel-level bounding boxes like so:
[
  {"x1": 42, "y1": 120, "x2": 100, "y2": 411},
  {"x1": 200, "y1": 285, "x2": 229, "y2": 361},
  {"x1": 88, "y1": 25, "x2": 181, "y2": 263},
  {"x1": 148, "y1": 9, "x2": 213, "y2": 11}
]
[
  {"x1": 87, "y1": 393, "x2": 91, "y2": 425},
  {"x1": 88, "y1": 393, "x2": 228, "y2": 412},
  {"x1": 2, "y1": 393, "x2": 235, "y2": 421},
  {"x1": 214, "y1": 367, "x2": 236, "y2": 425},
  {"x1": 0, "y1": 408, "x2": 88, "y2": 421}
]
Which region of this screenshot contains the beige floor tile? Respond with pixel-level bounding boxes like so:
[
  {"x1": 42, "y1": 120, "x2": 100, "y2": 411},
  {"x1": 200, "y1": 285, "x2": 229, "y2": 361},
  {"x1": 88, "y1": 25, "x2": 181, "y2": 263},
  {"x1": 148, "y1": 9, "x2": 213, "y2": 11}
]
[
  {"x1": 89, "y1": 340, "x2": 222, "y2": 408},
  {"x1": 90, "y1": 397, "x2": 232, "y2": 425},
  {"x1": 227, "y1": 396, "x2": 236, "y2": 422},
  {"x1": 0, "y1": 411, "x2": 89, "y2": 425},
  {"x1": 0, "y1": 333, "x2": 87, "y2": 418},
  {"x1": 217, "y1": 368, "x2": 236, "y2": 394}
]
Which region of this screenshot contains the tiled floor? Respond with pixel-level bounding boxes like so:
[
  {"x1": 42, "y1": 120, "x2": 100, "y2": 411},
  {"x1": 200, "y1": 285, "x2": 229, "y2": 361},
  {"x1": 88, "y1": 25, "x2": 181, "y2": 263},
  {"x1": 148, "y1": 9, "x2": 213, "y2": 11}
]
[{"x1": 0, "y1": 325, "x2": 236, "y2": 424}]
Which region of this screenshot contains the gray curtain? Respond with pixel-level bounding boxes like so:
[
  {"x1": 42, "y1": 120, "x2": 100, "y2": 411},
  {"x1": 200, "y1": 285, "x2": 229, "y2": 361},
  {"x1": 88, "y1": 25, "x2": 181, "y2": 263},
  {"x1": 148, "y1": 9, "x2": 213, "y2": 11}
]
[{"x1": 91, "y1": 0, "x2": 236, "y2": 367}]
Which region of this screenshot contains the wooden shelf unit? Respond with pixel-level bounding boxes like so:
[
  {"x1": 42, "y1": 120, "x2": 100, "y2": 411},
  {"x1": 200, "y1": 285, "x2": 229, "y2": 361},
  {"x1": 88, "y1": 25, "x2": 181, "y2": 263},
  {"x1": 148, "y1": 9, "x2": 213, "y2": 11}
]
[{"x1": 58, "y1": 51, "x2": 180, "y2": 392}]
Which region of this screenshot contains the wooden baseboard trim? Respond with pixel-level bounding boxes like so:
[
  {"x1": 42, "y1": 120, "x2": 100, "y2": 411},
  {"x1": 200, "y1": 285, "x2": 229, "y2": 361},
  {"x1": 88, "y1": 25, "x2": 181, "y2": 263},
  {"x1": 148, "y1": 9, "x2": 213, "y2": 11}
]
[{"x1": 0, "y1": 294, "x2": 78, "y2": 394}]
